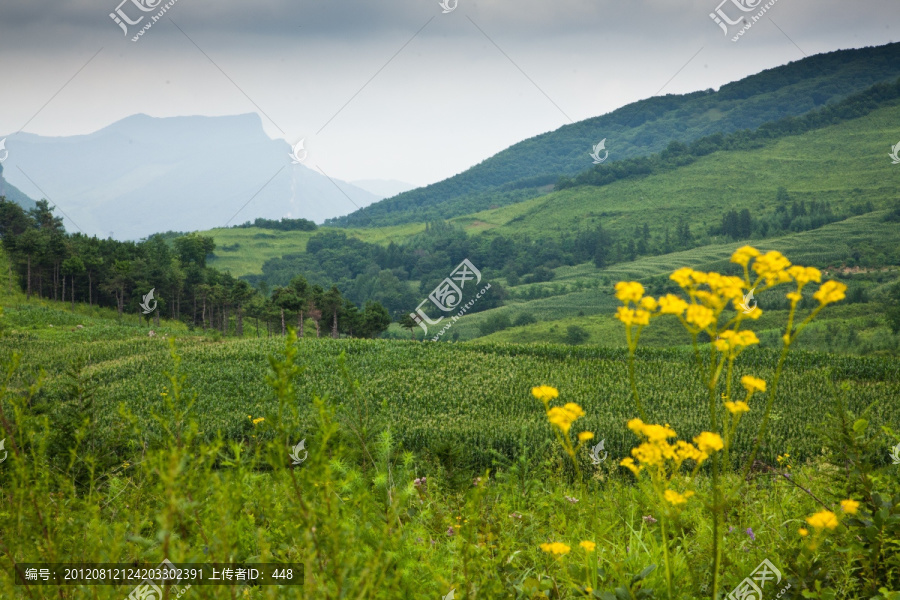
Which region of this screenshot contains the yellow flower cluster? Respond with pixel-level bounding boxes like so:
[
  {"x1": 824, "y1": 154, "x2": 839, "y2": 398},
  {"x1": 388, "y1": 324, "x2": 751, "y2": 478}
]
[
  {"x1": 806, "y1": 510, "x2": 839, "y2": 531},
  {"x1": 694, "y1": 431, "x2": 724, "y2": 454},
  {"x1": 714, "y1": 330, "x2": 759, "y2": 353},
  {"x1": 539, "y1": 542, "x2": 571, "y2": 555},
  {"x1": 840, "y1": 499, "x2": 859, "y2": 514},
  {"x1": 579, "y1": 541, "x2": 596, "y2": 552},
  {"x1": 532, "y1": 386, "x2": 592, "y2": 468},
  {"x1": 724, "y1": 401, "x2": 750, "y2": 415},
  {"x1": 663, "y1": 489, "x2": 695, "y2": 506},
  {"x1": 813, "y1": 280, "x2": 847, "y2": 306},
  {"x1": 751, "y1": 250, "x2": 792, "y2": 285},
  {"x1": 615, "y1": 245, "x2": 845, "y2": 341},
  {"x1": 546, "y1": 403, "x2": 586, "y2": 434},
  {"x1": 741, "y1": 376, "x2": 767, "y2": 394},
  {"x1": 531, "y1": 386, "x2": 559, "y2": 402},
  {"x1": 621, "y1": 419, "x2": 720, "y2": 476}
]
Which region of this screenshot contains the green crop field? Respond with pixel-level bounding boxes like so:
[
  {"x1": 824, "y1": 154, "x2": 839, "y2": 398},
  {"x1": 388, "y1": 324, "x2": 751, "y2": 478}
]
[{"x1": 2, "y1": 326, "x2": 897, "y2": 468}]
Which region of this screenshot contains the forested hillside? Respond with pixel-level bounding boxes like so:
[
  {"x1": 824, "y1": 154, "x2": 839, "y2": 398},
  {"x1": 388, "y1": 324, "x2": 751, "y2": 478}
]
[
  {"x1": 329, "y1": 42, "x2": 900, "y2": 227},
  {"x1": 0, "y1": 199, "x2": 392, "y2": 340}
]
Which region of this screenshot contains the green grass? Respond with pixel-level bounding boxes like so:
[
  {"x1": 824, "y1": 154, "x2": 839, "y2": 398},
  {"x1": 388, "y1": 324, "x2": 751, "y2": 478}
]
[
  {"x1": 205, "y1": 222, "x2": 426, "y2": 277},
  {"x1": 2, "y1": 266, "x2": 899, "y2": 598}
]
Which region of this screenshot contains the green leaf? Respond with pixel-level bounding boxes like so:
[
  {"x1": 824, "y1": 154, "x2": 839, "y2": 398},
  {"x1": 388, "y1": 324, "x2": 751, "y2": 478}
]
[{"x1": 632, "y1": 564, "x2": 657, "y2": 583}]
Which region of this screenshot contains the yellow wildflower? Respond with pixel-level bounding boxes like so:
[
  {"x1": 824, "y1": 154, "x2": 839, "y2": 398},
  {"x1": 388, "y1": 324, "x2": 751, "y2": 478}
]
[
  {"x1": 632, "y1": 442, "x2": 665, "y2": 467},
  {"x1": 664, "y1": 489, "x2": 695, "y2": 505},
  {"x1": 252, "y1": 417, "x2": 265, "y2": 425},
  {"x1": 615, "y1": 281, "x2": 645, "y2": 303},
  {"x1": 714, "y1": 330, "x2": 759, "y2": 352},
  {"x1": 539, "y1": 542, "x2": 571, "y2": 555},
  {"x1": 577, "y1": 431, "x2": 594, "y2": 442},
  {"x1": 798, "y1": 528, "x2": 809, "y2": 537},
  {"x1": 752, "y1": 250, "x2": 792, "y2": 284},
  {"x1": 806, "y1": 510, "x2": 839, "y2": 531},
  {"x1": 741, "y1": 376, "x2": 767, "y2": 393},
  {"x1": 685, "y1": 304, "x2": 715, "y2": 330},
  {"x1": 813, "y1": 281, "x2": 847, "y2": 305},
  {"x1": 579, "y1": 541, "x2": 596, "y2": 552},
  {"x1": 658, "y1": 294, "x2": 688, "y2": 315},
  {"x1": 620, "y1": 457, "x2": 642, "y2": 475},
  {"x1": 695, "y1": 290, "x2": 726, "y2": 311},
  {"x1": 673, "y1": 440, "x2": 705, "y2": 463},
  {"x1": 670, "y1": 267, "x2": 695, "y2": 288},
  {"x1": 627, "y1": 419, "x2": 676, "y2": 442},
  {"x1": 788, "y1": 265, "x2": 822, "y2": 286},
  {"x1": 531, "y1": 386, "x2": 559, "y2": 402},
  {"x1": 742, "y1": 305, "x2": 763, "y2": 319},
  {"x1": 724, "y1": 401, "x2": 750, "y2": 414},
  {"x1": 639, "y1": 296, "x2": 658, "y2": 311},
  {"x1": 707, "y1": 273, "x2": 745, "y2": 301},
  {"x1": 693, "y1": 432, "x2": 724, "y2": 454},
  {"x1": 840, "y1": 499, "x2": 860, "y2": 515},
  {"x1": 786, "y1": 291, "x2": 802, "y2": 303},
  {"x1": 546, "y1": 403, "x2": 585, "y2": 434},
  {"x1": 731, "y1": 245, "x2": 761, "y2": 267},
  {"x1": 616, "y1": 307, "x2": 649, "y2": 326}
]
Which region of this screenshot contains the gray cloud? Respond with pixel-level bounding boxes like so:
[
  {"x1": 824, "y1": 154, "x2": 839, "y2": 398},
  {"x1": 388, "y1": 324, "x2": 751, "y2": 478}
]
[{"x1": 1, "y1": 0, "x2": 898, "y2": 188}]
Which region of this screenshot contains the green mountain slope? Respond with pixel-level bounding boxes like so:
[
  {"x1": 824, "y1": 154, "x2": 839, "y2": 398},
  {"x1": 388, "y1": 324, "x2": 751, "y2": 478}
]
[
  {"x1": 330, "y1": 42, "x2": 900, "y2": 228},
  {"x1": 449, "y1": 97, "x2": 900, "y2": 240},
  {"x1": 0, "y1": 163, "x2": 36, "y2": 211}
]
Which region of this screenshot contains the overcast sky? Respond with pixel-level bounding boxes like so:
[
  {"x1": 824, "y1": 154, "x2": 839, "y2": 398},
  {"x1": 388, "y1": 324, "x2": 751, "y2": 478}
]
[{"x1": 1, "y1": 0, "x2": 898, "y2": 188}]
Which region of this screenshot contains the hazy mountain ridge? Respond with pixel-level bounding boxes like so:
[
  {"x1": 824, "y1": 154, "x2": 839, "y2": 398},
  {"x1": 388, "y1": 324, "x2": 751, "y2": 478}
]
[
  {"x1": 0, "y1": 113, "x2": 380, "y2": 239},
  {"x1": 329, "y1": 42, "x2": 900, "y2": 228},
  {"x1": 0, "y1": 163, "x2": 36, "y2": 210}
]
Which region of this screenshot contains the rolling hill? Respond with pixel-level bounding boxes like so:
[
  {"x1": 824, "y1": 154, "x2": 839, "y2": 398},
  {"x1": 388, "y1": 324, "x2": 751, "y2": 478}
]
[{"x1": 328, "y1": 42, "x2": 900, "y2": 228}]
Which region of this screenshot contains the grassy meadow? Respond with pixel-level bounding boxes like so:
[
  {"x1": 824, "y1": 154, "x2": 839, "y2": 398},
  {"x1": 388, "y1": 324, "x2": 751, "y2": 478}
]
[{"x1": 1, "y1": 246, "x2": 900, "y2": 598}]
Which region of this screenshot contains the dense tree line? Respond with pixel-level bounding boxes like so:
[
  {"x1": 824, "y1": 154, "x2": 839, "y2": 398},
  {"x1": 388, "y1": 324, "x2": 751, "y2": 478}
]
[
  {"x1": 233, "y1": 217, "x2": 317, "y2": 231},
  {"x1": 710, "y1": 188, "x2": 855, "y2": 240},
  {"x1": 0, "y1": 198, "x2": 390, "y2": 339},
  {"x1": 249, "y1": 217, "x2": 697, "y2": 316}
]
